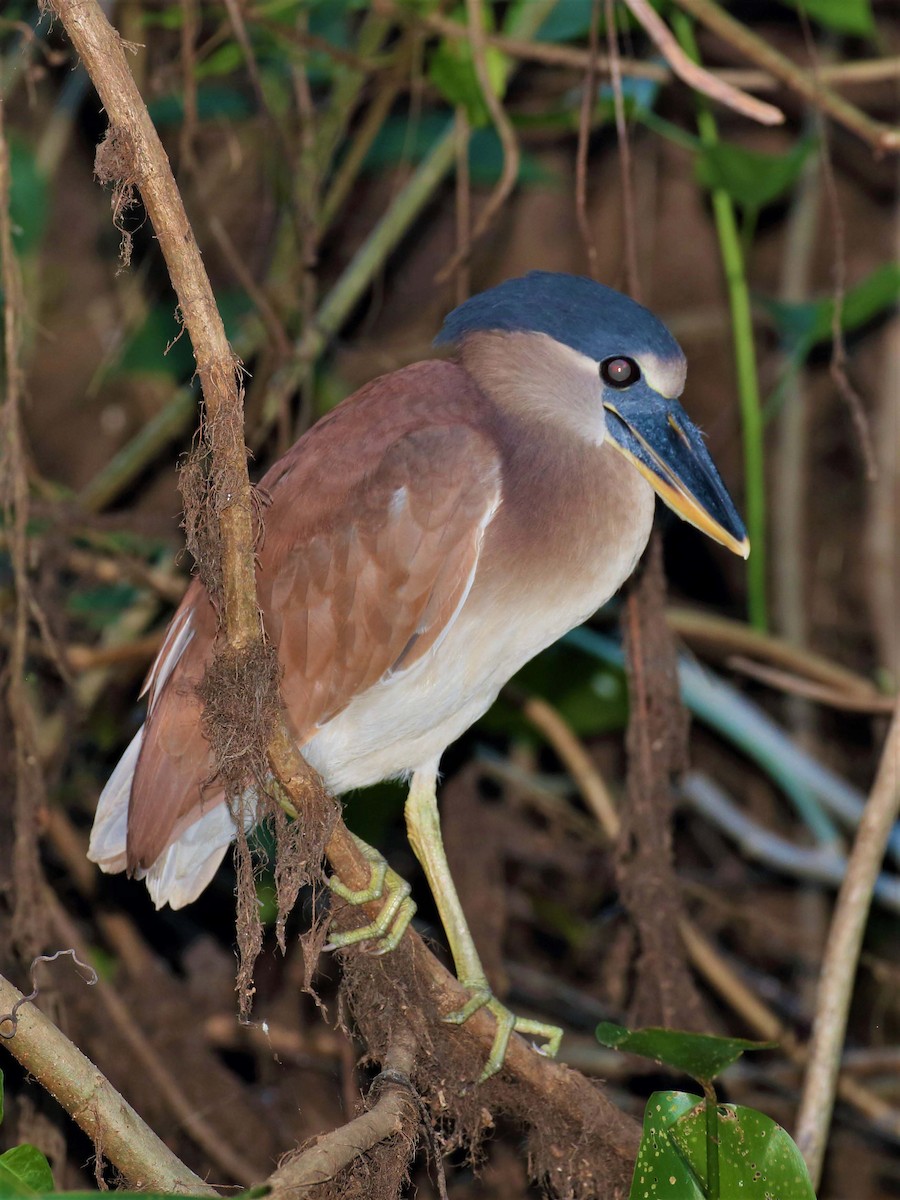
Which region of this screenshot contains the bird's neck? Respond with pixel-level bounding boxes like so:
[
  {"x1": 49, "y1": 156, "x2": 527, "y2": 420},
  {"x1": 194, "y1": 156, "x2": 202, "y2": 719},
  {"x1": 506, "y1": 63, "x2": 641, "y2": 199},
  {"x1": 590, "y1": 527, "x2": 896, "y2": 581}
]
[
  {"x1": 457, "y1": 332, "x2": 655, "y2": 594},
  {"x1": 458, "y1": 331, "x2": 603, "y2": 446}
]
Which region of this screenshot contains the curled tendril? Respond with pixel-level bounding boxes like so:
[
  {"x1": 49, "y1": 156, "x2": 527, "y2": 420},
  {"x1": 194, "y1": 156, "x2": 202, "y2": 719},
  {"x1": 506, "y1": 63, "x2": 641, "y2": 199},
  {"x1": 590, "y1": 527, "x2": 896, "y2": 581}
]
[{"x1": 0, "y1": 949, "x2": 98, "y2": 1039}]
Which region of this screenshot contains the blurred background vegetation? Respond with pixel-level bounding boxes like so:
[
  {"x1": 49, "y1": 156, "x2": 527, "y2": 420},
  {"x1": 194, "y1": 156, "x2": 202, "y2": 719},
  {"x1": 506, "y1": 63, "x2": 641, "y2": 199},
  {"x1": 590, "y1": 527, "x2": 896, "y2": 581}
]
[{"x1": 0, "y1": 0, "x2": 898, "y2": 1196}]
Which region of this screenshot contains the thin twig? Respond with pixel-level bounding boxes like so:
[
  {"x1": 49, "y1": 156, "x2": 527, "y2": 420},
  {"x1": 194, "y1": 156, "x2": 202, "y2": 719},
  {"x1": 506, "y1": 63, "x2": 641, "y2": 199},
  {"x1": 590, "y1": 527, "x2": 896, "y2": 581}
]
[
  {"x1": 222, "y1": 0, "x2": 273, "y2": 126},
  {"x1": 208, "y1": 215, "x2": 291, "y2": 359},
  {"x1": 178, "y1": 0, "x2": 199, "y2": 175},
  {"x1": 622, "y1": 0, "x2": 783, "y2": 126},
  {"x1": 726, "y1": 656, "x2": 896, "y2": 714},
  {"x1": 434, "y1": 0, "x2": 520, "y2": 285},
  {"x1": 522, "y1": 695, "x2": 620, "y2": 840},
  {"x1": 317, "y1": 37, "x2": 411, "y2": 233},
  {"x1": 795, "y1": 703, "x2": 900, "y2": 1186},
  {"x1": 793, "y1": 12, "x2": 878, "y2": 481},
  {"x1": 419, "y1": 15, "x2": 900, "y2": 93},
  {"x1": 574, "y1": 0, "x2": 601, "y2": 280},
  {"x1": 435, "y1": 0, "x2": 521, "y2": 283},
  {"x1": 605, "y1": 0, "x2": 641, "y2": 301},
  {"x1": 674, "y1": 12, "x2": 767, "y2": 629},
  {"x1": 665, "y1": 606, "x2": 882, "y2": 699},
  {"x1": 773, "y1": 133, "x2": 820, "y2": 734},
  {"x1": 453, "y1": 106, "x2": 471, "y2": 306},
  {"x1": 0, "y1": 58, "x2": 46, "y2": 957}
]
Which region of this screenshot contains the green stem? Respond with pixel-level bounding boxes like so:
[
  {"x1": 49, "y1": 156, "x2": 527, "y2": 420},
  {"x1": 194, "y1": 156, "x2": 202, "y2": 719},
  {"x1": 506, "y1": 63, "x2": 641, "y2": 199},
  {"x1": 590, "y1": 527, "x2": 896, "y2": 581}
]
[
  {"x1": 702, "y1": 1080, "x2": 721, "y2": 1200},
  {"x1": 673, "y1": 13, "x2": 767, "y2": 631}
]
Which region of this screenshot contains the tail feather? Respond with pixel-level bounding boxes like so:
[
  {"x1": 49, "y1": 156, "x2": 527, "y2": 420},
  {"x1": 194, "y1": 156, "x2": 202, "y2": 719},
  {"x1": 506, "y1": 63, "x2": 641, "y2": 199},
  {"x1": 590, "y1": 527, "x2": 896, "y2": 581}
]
[
  {"x1": 88, "y1": 725, "x2": 144, "y2": 874},
  {"x1": 140, "y1": 802, "x2": 240, "y2": 910}
]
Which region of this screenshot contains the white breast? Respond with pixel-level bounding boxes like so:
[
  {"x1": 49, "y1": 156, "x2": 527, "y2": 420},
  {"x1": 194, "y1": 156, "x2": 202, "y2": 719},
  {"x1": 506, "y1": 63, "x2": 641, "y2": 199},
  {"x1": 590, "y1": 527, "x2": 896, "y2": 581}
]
[{"x1": 302, "y1": 473, "x2": 655, "y2": 791}]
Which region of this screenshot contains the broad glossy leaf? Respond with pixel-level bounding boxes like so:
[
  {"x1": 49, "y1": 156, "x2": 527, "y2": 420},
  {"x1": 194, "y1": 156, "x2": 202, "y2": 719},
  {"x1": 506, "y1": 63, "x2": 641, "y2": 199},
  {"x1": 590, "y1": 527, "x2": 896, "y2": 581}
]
[
  {"x1": 630, "y1": 1092, "x2": 706, "y2": 1200},
  {"x1": 696, "y1": 138, "x2": 813, "y2": 211},
  {"x1": 634, "y1": 1092, "x2": 816, "y2": 1200},
  {"x1": 776, "y1": 0, "x2": 875, "y2": 36},
  {"x1": 760, "y1": 263, "x2": 900, "y2": 355},
  {"x1": 675, "y1": 1095, "x2": 817, "y2": 1198},
  {"x1": 596, "y1": 1022, "x2": 775, "y2": 1081},
  {"x1": 0, "y1": 1145, "x2": 55, "y2": 1194}
]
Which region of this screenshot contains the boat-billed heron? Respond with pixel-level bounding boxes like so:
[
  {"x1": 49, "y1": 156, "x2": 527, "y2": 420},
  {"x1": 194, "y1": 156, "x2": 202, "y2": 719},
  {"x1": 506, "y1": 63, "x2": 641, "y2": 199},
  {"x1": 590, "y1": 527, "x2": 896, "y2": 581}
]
[{"x1": 90, "y1": 271, "x2": 748, "y2": 1078}]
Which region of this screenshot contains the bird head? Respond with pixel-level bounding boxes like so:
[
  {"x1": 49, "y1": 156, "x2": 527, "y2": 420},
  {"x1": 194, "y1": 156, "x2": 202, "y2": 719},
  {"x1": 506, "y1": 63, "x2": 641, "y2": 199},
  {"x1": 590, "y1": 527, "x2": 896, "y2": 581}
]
[{"x1": 436, "y1": 271, "x2": 749, "y2": 559}]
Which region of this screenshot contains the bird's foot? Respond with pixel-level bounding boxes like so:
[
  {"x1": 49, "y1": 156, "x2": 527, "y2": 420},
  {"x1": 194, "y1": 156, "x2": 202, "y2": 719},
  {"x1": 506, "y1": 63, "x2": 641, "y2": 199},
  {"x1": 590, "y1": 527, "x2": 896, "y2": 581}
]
[
  {"x1": 444, "y1": 984, "x2": 563, "y2": 1081},
  {"x1": 327, "y1": 837, "x2": 416, "y2": 954}
]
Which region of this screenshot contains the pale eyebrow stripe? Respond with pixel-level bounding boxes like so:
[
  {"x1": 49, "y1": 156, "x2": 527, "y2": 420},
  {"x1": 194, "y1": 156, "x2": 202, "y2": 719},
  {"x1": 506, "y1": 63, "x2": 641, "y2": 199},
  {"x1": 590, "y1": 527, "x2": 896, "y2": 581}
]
[{"x1": 640, "y1": 352, "x2": 686, "y2": 399}]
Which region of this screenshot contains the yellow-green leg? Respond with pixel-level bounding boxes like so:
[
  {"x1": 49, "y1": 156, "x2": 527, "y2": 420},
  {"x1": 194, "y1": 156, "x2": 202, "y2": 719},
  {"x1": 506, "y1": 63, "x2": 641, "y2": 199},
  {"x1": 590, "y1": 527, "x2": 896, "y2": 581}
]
[
  {"x1": 405, "y1": 767, "x2": 563, "y2": 1080},
  {"x1": 327, "y1": 834, "x2": 417, "y2": 954}
]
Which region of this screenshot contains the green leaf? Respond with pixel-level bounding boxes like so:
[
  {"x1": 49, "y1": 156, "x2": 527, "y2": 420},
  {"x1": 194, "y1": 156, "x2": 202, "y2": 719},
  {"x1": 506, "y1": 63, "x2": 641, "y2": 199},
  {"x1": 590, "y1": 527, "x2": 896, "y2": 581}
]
[
  {"x1": 67, "y1": 583, "x2": 140, "y2": 631},
  {"x1": 696, "y1": 138, "x2": 813, "y2": 212},
  {"x1": 10, "y1": 139, "x2": 49, "y2": 255},
  {"x1": 535, "y1": 0, "x2": 642, "y2": 42},
  {"x1": 535, "y1": 0, "x2": 595, "y2": 41},
  {"x1": 481, "y1": 645, "x2": 628, "y2": 739},
  {"x1": 760, "y1": 262, "x2": 900, "y2": 356},
  {"x1": 775, "y1": 0, "x2": 875, "y2": 36},
  {"x1": 0, "y1": 1145, "x2": 55, "y2": 1194},
  {"x1": 467, "y1": 128, "x2": 556, "y2": 186},
  {"x1": 633, "y1": 1092, "x2": 817, "y2": 1200},
  {"x1": 362, "y1": 114, "x2": 553, "y2": 186},
  {"x1": 669, "y1": 1092, "x2": 817, "y2": 1199},
  {"x1": 428, "y1": 9, "x2": 509, "y2": 127},
  {"x1": 631, "y1": 1092, "x2": 706, "y2": 1200},
  {"x1": 596, "y1": 1023, "x2": 775, "y2": 1082},
  {"x1": 113, "y1": 291, "x2": 253, "y2": 380},
  {"x1": 148, "y1": 85, "x2": 255, "y2": 127}
]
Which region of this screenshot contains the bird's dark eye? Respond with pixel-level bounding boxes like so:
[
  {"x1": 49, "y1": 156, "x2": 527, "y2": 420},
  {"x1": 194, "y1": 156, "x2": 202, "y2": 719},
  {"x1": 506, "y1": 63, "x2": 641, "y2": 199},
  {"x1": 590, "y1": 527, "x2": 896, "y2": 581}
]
[{"x1": 600, "y1": 357, "x2": 640, "y2": 389}]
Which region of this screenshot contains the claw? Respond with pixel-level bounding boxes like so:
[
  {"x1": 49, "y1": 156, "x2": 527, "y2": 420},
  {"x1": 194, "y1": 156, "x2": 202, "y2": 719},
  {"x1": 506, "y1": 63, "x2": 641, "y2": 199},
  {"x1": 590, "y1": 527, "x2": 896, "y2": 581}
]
[
  {"x1": 327, "y1": 837, "x2": 416, "y2": 953},
  {"x1": 443, "y1": 985, "x2": 563, "y2": 1081}
]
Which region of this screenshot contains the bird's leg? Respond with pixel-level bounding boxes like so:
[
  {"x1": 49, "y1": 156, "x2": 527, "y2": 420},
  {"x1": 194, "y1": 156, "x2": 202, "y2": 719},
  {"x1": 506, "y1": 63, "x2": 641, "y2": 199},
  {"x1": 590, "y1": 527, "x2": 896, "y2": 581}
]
[
  {"x1": 405, "y1": 767, "x2": 563, "y2": 1080},
  {"x1": 327, "y1": 834, "x2": 417, "y2": 953}
]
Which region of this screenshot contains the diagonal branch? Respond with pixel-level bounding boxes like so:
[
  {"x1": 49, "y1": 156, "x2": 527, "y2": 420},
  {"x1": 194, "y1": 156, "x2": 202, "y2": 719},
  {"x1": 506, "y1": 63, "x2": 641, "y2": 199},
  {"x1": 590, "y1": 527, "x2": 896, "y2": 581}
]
[
  {"x1": 621, "y1": 0, "x2": 783, "y2": 126},
  {"x1": 674, "y1": 0, "x2": 900, "y2": 154},
  {"x1": 794, "y1": 702, "x2": 900, "y2": 1187},
  {"x1": 0, "y1": 970, "x2": 216, "y2": 1196}
]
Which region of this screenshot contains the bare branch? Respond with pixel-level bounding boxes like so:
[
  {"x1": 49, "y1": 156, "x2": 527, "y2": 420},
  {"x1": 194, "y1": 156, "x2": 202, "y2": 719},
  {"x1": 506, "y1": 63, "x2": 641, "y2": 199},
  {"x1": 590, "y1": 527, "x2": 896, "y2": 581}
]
[
  {"x1": 266, "y1": 1038, "x2": 420, "y2": 1198},
  {"x1": 675, "y1": 0, "x2": 900, "y2": 153},
  {"x1": 0, "y1": 971, "x2": 216, "y2": 1195},
  {"x1": 623, "y1": 0, "x2": 783, "y2": 126},
  {"x1": 795, "y1": 703, "x2": 900, "y2": 1186}
]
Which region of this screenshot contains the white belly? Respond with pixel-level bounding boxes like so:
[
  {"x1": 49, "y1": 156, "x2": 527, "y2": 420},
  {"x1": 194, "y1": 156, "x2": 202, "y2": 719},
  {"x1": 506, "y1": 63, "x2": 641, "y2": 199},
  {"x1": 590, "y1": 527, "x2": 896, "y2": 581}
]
[{"x1": 302, "y1": 481, "x2": 654, "y2": 792}]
